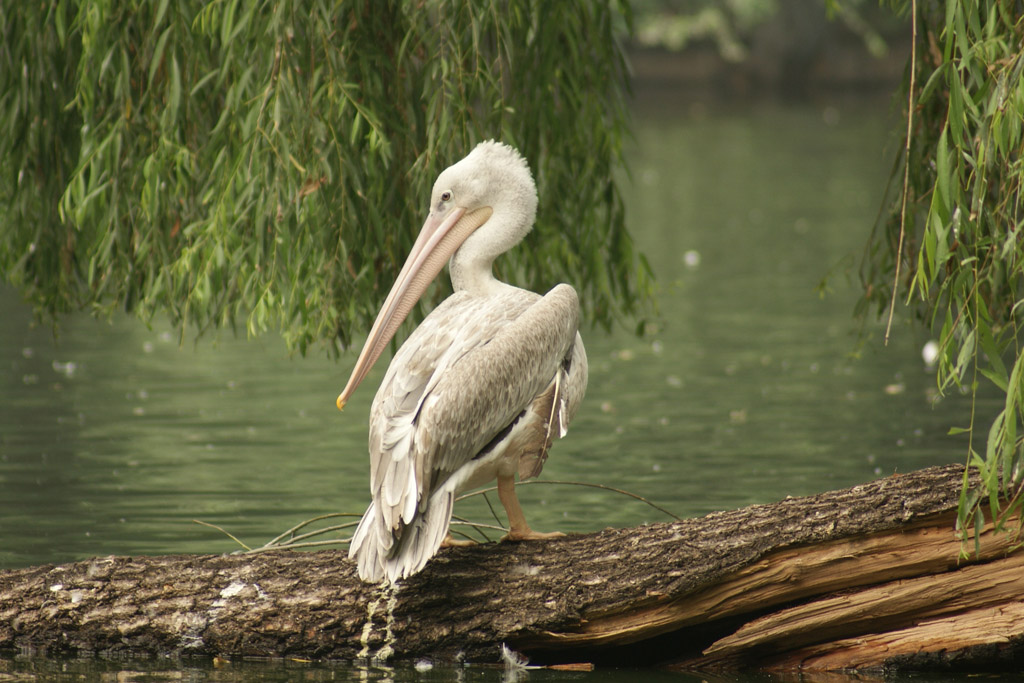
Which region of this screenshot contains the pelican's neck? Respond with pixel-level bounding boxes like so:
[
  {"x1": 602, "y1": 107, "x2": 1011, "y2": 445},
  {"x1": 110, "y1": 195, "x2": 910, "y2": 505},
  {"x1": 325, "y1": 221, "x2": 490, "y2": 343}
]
[
  {"x1": 449, "y1": 250, "x2": 505, "y2": 296},
  {"x1": 448, "y1": 212, "x2": 529, "y2": 296}
]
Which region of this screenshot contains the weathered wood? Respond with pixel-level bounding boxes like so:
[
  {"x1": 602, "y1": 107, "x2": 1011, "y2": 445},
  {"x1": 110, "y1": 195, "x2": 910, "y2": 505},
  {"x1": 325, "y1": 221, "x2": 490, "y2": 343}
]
[
  {"x1": 773, "y1": 600, "x2": 1024, "y2": 671},
  {"x1": 702, "y1": 540, "x2": 1024, "y2": 659},
  {"x1": 1, "y1": 464, "x2": 1022, "y2": 673}
]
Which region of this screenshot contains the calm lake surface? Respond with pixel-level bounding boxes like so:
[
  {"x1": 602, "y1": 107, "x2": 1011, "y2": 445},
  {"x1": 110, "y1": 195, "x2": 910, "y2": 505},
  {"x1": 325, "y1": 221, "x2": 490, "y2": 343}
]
[{"x1": 0, "y1": 100, "x2": 1002, "y2": 680}]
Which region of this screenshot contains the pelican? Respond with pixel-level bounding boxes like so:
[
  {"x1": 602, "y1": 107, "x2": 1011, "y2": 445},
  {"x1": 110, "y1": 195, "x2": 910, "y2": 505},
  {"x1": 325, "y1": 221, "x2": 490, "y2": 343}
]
[{"x1": 337, "y1": 141, "x2": 588, "y2": 583}]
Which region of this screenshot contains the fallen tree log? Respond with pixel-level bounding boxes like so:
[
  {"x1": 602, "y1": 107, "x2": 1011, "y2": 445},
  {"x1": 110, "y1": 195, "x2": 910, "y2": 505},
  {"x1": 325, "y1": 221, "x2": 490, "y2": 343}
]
[{"x1": 2, "y1": 463, "x2": 1022, "y2": 674}]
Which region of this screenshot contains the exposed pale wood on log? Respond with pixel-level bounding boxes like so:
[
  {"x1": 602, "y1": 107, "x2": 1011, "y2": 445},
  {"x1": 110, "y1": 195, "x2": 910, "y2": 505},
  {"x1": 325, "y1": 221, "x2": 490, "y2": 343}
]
[
  {"x1": 1, "y1": 464, "x2": 1022, "y2": 673},
  {"x1": 770, "y1": 601, "x2": 1024, "y2": 671},
  {"x1": 704, "y1": 549, "x2": 1024, "y2": 658}
]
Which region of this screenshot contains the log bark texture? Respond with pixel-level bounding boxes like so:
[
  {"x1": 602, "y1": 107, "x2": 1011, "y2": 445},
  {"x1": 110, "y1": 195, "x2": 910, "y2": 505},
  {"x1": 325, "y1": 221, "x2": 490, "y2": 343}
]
[{"x1": 2, "y1": 464, "x2": 1022, "y2": 673}]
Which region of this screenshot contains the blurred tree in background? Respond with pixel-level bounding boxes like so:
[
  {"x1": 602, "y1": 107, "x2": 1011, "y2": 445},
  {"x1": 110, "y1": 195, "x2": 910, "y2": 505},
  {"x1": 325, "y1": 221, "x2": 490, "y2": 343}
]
[
  {"x1": 630, "y1": 0, "x2": 892, "y2": 62},
  {"x1": 0, "y1": 1, "x2": 649, "y2": 355},
  {"x1": 859, "y1": 0, "x2": 1024, "y2": 539}
]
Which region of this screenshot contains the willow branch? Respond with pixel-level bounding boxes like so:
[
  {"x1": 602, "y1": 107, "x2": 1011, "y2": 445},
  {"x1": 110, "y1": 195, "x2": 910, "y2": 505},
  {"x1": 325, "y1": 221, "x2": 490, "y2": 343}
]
[{"x1": 885, "y1": 0, "x2": 917, "y2": 345}]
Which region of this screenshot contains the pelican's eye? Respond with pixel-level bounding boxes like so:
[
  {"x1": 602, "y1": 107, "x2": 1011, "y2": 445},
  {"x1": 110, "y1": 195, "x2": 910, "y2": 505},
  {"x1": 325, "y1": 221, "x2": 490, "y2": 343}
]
[{"x1": 440, "y1": 190, "x2": 452, "y2": 203}]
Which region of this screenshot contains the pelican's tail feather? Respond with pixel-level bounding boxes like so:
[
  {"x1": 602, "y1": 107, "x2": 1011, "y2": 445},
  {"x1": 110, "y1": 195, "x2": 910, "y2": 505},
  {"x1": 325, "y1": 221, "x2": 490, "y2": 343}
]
[
  {"x1": 348, "y1": 499, "x2": 391, "y2": 583},
  {"x1": 349, "y1": 486, "x2": 456, "y2": 584},
  {"x1": 383, "y1": 487, "x2": 454, "y2": 582}
]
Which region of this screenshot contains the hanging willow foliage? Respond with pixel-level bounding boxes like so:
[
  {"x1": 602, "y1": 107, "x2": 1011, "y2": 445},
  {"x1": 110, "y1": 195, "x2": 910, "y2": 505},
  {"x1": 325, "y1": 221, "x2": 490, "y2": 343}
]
[
  {"x1": 0, "y1": 1, "x2": 650, "y2": 355},
  {"x1": 860, "y1": 0, "x2": 1024, "y2": 540}
]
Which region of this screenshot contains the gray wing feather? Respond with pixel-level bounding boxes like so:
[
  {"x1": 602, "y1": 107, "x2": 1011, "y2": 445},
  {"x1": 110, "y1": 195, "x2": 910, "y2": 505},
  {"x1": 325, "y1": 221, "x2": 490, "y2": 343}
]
[
  {"x1": 417, "y1": 285, "x2": 579, "y2": 482},
  {"x1": 518, "y1": 330, "x2": 588, "y2": 480}
]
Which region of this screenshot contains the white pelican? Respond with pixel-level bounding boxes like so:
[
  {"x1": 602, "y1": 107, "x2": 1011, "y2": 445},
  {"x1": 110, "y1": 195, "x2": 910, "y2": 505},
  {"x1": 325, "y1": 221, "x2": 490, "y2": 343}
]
[{"x1": 337, "y1": 141, "x2": 588, "y2": 583}]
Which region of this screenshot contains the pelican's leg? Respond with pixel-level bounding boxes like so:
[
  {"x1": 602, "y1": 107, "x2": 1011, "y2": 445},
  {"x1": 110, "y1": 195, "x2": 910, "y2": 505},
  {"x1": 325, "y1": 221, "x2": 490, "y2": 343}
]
[{"x1": 496, "y1": 474, "x2": 565, "y2": 541}]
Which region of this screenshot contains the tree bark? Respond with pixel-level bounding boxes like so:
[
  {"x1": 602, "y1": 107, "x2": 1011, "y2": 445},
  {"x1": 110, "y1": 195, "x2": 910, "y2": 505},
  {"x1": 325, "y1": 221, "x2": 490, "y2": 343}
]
[{"x1": 2, "y1": 463, "x2": 1022, "y2": 673}]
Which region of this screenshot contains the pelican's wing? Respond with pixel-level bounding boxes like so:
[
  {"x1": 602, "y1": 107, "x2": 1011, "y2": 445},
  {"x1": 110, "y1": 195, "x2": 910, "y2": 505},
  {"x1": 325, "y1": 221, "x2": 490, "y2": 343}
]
[
  {"x1": 419, "y1": 285, "x2": 581, "y2": 480},
  {"x1": 367, "y1": 288, "x2": 531, "y2": 531}
]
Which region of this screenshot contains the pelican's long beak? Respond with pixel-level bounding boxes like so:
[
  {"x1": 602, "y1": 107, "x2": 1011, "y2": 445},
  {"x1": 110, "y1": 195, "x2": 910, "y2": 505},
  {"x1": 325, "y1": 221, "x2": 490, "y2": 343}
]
[{"x1": 336, "y1": 205, "x2": 493, "y2": 410}]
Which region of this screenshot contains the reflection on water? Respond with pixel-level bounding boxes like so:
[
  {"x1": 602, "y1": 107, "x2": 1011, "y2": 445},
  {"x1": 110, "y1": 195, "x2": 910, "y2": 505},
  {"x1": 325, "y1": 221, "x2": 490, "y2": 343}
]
[
  {"x1": 0, "y1": 656, "x2": 722, "y2": 683},
  {"x1": 4, "y1": 654, "x2": 1021, "y2": 683},
  {"x1": 0, "y1": 101, "x2": 995, "y2": 574}
]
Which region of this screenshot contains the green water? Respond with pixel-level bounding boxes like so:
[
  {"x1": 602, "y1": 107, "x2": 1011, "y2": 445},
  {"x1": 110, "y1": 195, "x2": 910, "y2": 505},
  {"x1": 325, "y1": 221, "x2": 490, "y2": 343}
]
[
  {"x1": 0, "y1": 101, "x2": 1001, "y2": 679},
  {"x1": 0, "y1": 657, "x2": 757, "y2": 682}
]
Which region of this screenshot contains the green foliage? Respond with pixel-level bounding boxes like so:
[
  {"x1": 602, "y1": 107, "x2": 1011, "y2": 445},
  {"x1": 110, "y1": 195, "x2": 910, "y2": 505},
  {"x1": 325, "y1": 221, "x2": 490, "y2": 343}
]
[
  {"x1": 0, "y1": 1, "x2": 650, "y2": 355},
  {"x1": 860, "y1": 0, "x2": 1024, "y2": 539}
]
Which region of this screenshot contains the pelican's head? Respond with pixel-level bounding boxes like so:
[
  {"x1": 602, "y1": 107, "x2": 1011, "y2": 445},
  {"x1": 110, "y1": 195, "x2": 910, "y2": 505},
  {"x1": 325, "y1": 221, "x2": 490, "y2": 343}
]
[
  {"x1": 430, "y1": 141, "x2": 537, "y2": 269},
  {"x1": 337, "y1": 141, "x2": 537, "y2": 411}
]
